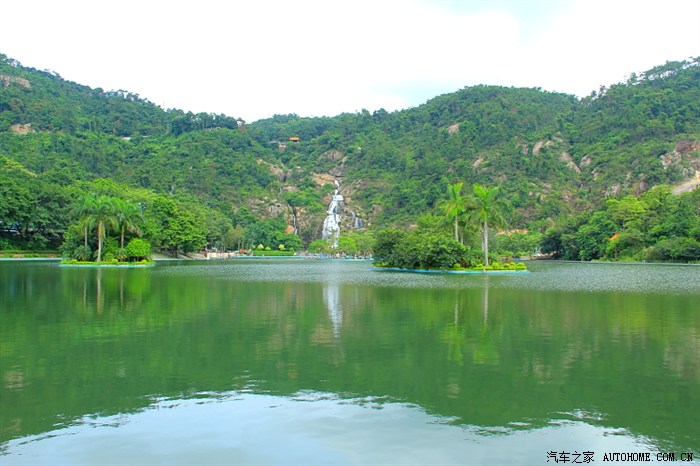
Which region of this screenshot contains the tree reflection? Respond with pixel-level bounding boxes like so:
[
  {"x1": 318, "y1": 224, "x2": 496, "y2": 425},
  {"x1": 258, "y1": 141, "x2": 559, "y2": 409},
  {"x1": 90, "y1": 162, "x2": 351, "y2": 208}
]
[
  {"x1": 2, "y1": 263, "x2": 698, "y2": 453},
  {"x1": 482, "y1": 275, "x2": 489, "y2": 325}
]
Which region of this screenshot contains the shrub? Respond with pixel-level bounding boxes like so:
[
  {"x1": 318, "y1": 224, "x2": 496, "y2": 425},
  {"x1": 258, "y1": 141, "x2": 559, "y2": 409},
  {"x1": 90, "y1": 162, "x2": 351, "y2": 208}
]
[
  {"x1": 115, "y1": 248, "x2": 128, "y2": 261},
  {"x1": 373, "y1": 229, "x2": 466, "y2": 269},
  {"x1": 103, "y1": 237, "x2": 119, "y2": 258},
  {"x1": 644, "y1": 237, "x2": 700, "y2": 262},
  {"x1": 72, "y1": 245, "x2": 92, "y2": 261},
  {"x1": 126, "y1": 238, "x2": 152, "y2": 261}
]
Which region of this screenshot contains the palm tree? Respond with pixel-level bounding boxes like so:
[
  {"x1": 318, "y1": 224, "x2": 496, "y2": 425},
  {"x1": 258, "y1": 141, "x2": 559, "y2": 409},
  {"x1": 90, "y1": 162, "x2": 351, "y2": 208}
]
[
  {"x1": 439, "y1": 182, "x2": 469, "y2": 244},
  {"x1": 80, "y1": 195, "x2": 118, "y2": 262},
  {"x1": 113, "y1": 198, "x2": 142, "y2": 249},
  {"x1": 471, "y1": 183, "x2": 506, "y2": 267},
  {"x1": 75, "y1": 194, "x2": 98, "y2": 248}
]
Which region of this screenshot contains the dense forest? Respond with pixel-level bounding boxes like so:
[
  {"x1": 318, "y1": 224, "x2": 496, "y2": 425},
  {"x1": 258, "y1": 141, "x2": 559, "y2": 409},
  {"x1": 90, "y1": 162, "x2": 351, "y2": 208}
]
[{"x1": 1, "y1": 53, "x2": 698, "y2": 262}]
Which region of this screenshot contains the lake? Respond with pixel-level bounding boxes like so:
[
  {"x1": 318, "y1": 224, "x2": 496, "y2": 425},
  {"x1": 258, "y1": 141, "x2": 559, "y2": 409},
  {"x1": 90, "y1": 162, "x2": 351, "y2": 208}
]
[{"x1": 1, "y1": 259, "x2": 699, "y2": 465}]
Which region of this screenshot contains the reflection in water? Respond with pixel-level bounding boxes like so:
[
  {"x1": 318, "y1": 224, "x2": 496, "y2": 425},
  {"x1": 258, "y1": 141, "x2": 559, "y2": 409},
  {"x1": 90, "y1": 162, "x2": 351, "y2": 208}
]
[
  {"x1": 3, "y1": 390, "x2": 684, "y2": 466},
  {"x1": 62, "y1": 266, "x2": 152, "y2": 315},
  {"x1": 482, "y1": 275, "x2": 489, "y2": 325},
  {"x1": 323, "y1": 282, "x2": 343, "y2": 338},
  {"x1": 1, "y1": 260, "x2": 699, "y2": 463}
]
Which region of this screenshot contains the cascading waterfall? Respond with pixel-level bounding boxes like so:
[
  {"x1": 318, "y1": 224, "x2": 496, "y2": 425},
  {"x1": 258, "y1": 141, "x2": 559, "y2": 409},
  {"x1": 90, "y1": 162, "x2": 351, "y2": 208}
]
[
  {"x1": 290, "y1": 206, "x2": 298, "y2": 235},
  {"x1": 321, "y1": 179, "x2": 343, "y2": 248},
  {"x1": 349, "y1": 209, "x2": 364, "y2": 229}
]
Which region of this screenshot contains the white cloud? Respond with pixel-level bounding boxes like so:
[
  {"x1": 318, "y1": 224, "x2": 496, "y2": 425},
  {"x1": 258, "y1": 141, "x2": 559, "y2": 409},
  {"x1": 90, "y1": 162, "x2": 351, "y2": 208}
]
[
  {"x1": 518, "y1": 0, "x2": 700, "y2": 95},
  {"x1": 1, "y1": 0, "x2": 698, "y2": 121}
]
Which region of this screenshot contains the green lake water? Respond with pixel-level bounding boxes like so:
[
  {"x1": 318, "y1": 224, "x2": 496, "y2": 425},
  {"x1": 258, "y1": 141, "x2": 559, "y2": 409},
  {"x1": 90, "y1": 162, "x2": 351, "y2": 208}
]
[{"x1": 1, "y1": 259, "x2": 699, "y2": 465}]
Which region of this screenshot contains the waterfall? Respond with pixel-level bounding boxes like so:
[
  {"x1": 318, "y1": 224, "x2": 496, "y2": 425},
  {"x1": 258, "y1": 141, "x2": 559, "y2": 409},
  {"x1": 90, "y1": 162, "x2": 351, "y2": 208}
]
[
  {"x1": 290, "y1": 206, "x2": 298, "y2": 235},
  {"x1": 321, "y1": 179, "x2": 343, "y2": 248},
  {"x1": 349, "y1": 210, "x2": 364, "y2": 229}
]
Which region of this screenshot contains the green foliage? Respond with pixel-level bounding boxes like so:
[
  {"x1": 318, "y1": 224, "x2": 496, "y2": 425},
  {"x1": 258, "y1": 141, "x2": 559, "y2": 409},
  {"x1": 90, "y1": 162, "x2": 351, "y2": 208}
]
[
  {"x1": 125, "y1": 238, "x2": 152, "y2": 261},
  {"x1": 2, "y1": 53, "x2": 700, "y2": 264},
  {"x1": 148, "y1": 196, "x2": 207, "y2": 256},
  {"x1": 497, "y1": 231, "x2": 542, "y2": 258},
  {"x1": 373, "y1": 229, "x2": 408, "y2": 266},
  {"x1": 308, "y1": 239, "x2": 330, "y2": 253},
  {"x1": 644, "y1": 237, "x2": 700, "y2": 262},
  {"x1": 101, "y1": 237, "x2": 119, "y2": 260},
  {"x1": 252, "y1": 250, "x2": 295, "y2": 256},
  {"x1": 542, "y1": 187, "x2": 700, "y2": 262},
  {"x1": 438, "y1": 182, "x2": 468, "y2": 243},
  {"x1": 374, "y1": 228, "x2": 467, "y2": 270},
  {"x1": 222, "y1": 225, "x2": 245, "y2": 251},
  {"x1": 470, "y1": 183, "x2": 507, "y2": 266},
  {"x1": 277, "y1": 232, "x2": 302, "y2": 252}
]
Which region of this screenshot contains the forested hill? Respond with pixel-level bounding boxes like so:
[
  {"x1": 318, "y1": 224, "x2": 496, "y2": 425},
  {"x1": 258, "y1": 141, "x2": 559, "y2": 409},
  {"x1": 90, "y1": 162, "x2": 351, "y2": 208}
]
[
  {"x1": 1, "y1": 52, "x2": 699, "y2": 255},
  {"x1": 250, "y1": 58, "x2": 700, "y2": 226}
]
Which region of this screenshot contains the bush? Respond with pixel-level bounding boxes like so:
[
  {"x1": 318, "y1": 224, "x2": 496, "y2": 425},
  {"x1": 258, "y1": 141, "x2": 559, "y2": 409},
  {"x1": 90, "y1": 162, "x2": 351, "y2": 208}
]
[
  {"x1": 115, "y1": 248, "x2": 128, "y2": 261},
  {"x1": 373, "y1": 229, "x2": 408, "y2": 266},
  {"x1": 308, "y1": 239, "x2": 329, "y2": 253},
  {"x1": 103, "y1": 237, "x2": 119, "y2": 258},
  {"x1": 72, "y1": 245, "x2": 92, "y2": 261},
  {"x1": 644, "y1": 237, "x2": 700, "y2": 262},
  {"x1": 126, "y1": 238, "x2": 152, "y2": 261},
  {"x1": 374, "y1": 229, "x2": 466, "y2": 269}
]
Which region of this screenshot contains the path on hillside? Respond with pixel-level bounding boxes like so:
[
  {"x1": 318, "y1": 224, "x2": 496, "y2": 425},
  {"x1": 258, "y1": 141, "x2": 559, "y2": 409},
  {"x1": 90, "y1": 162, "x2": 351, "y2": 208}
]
[{"x1": 672, "y1": 170, "x2": 700, "y2": 194}]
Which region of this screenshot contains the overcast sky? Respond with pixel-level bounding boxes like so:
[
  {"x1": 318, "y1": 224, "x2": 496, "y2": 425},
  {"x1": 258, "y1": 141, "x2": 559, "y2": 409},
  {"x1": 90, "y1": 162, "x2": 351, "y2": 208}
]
[{"x1": 1, "y1": 0, "x2": 698, "y2": 122}]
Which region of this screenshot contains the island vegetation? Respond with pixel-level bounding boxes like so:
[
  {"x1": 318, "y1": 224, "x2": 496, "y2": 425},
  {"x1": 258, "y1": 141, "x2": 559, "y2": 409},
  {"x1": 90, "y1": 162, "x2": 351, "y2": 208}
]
[
  {"x1": 373, "y1": 182, "x2": 527, "y2": 271},
  {"x1": 0, "y1": 53, "x2": 698, "y2": 264}
]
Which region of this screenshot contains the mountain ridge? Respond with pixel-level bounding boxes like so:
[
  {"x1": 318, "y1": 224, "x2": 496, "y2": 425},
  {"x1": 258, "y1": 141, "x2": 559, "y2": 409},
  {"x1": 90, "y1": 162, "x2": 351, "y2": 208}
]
[{"x1": 1, "y1": 53, "x2": 699, "y2": 257}]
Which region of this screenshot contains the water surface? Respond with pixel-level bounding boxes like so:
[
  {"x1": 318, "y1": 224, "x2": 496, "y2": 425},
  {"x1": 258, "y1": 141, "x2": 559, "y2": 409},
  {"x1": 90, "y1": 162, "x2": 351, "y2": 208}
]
[{"x1": 1, "y1": 260, "x2": 698, "y2": 464}]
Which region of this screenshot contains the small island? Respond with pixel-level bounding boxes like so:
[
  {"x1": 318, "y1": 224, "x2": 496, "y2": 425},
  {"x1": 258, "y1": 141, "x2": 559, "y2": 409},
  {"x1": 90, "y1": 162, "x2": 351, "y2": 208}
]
[
  {"x1": 373, "y1": 183, "x2": 528, "y2": 274},
  {"x1": 59, "y1": 194, "x2": 154, "y2": 267}
]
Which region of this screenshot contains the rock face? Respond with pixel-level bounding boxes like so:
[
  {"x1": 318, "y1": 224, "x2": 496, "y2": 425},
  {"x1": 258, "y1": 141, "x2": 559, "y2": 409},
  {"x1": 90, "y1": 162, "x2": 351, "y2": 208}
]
[
  {"x1": 659, "y1": 140, "x2": 700, "y2": 193},
  {"x1": 10, "y1": 123, "x2": 34, "y2": 134},
  {"x1": 559, "y1": 152, "x2": 581, "y2": 173},
  {"x1": 0, "y1": 75, "x2": 31, "y2": 88},
  {"x1": 661, "y1": 140, "x2": 700, "y2": 170}
]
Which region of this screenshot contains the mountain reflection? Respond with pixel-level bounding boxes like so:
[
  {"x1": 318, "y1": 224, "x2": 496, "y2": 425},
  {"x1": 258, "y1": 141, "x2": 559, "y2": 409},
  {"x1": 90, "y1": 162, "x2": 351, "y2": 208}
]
[{"x1": 1, "y1": 261, "x2": 698, "y2": 454}]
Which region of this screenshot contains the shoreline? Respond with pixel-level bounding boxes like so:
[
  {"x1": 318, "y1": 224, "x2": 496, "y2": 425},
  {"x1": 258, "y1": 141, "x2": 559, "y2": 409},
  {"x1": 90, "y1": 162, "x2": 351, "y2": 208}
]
[{"x1": 373, "y1": 267, "x2": 529, "y2": 275}]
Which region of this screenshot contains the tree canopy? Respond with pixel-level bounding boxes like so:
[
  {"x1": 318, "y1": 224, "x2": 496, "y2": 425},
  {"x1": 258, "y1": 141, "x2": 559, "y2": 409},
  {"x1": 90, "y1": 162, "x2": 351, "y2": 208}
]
[{"x1": 1, "y1": 53, "x2": 699, "y2": 262}]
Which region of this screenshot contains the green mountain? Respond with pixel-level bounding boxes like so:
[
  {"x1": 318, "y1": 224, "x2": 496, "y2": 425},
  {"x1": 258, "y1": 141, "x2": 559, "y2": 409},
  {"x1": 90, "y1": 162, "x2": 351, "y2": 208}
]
[{"x1": 1, "y1": 53, "x2": 698, "y2": 259}]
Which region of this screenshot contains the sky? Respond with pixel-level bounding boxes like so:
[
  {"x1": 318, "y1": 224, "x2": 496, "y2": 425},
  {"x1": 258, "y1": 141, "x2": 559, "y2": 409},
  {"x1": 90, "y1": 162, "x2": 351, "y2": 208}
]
[{"x1": 1, "y1": 0, "x2": 698, "y2": 122}]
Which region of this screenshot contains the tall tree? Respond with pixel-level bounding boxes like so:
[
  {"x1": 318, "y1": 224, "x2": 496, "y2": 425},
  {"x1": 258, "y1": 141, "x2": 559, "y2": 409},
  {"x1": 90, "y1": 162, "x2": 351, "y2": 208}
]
[
  {"x1": 75, "y1": 194, "x2": 97, "y2": 248},
  {"x1": 439, "y1": 182, "x2": 470, "y2": 244},
  {"x1": 80, "y1": 195, "x2": 118, "y2": 262},
  {"x1": 112, "y1": 198, "x2": 142, "y2": 249},
  {"x1": 471, "y1": 183, "x2": 506, "y2": 267}
]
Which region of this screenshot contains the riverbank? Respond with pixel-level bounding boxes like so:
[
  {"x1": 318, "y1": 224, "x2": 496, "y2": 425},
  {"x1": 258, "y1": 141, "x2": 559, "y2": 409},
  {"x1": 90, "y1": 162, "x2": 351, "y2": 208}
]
[
  {"x1": 373, "y1": 267, "x2": 529, "y2": 275},
  {"x1": 0, "y1": 251, "x2": 60, "y2": 259}
]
